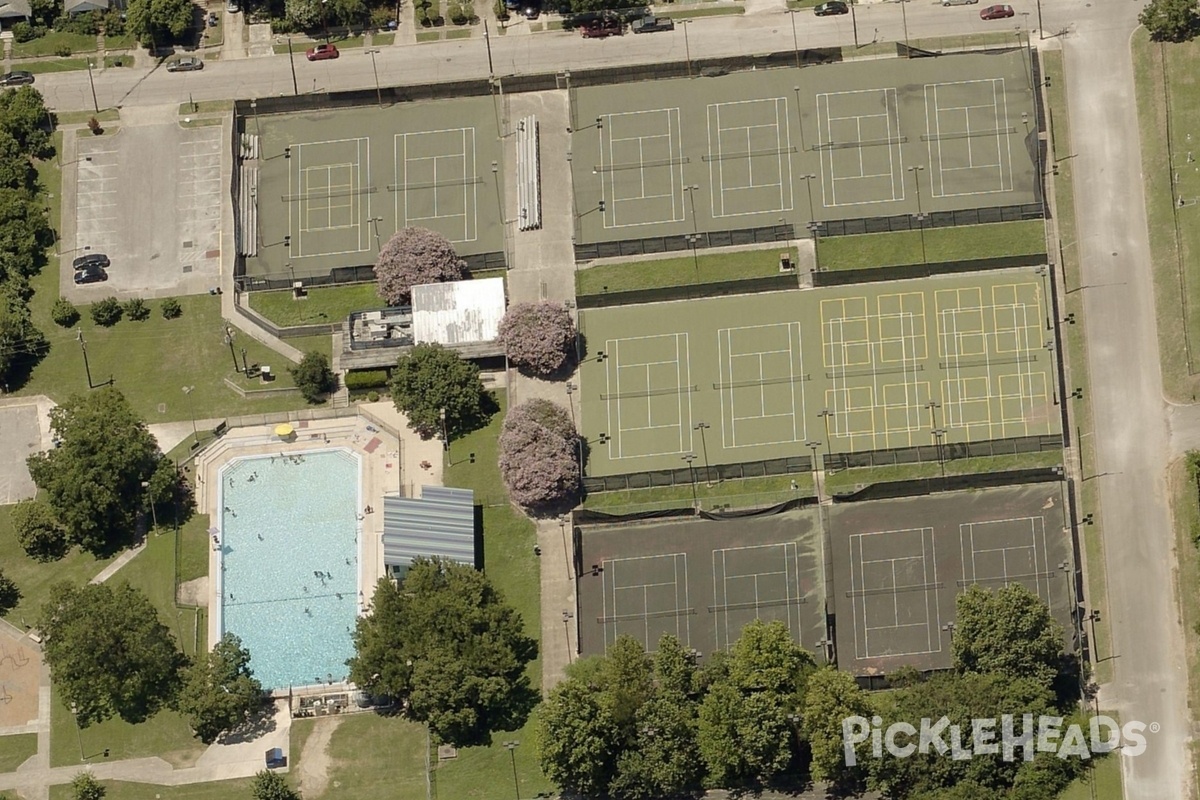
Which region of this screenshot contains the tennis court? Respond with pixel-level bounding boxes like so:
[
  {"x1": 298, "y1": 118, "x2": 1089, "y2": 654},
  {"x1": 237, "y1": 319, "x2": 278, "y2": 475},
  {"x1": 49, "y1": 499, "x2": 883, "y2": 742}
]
[
  {"x1": 575, "y1": 509, "x2": 827, "y2": 659},
  {"x1": 570, "y1": 49, "x2": 1038, "y2": 246},
  {"x1": 578, "y1": 268, "x2": 1059, "y2": 477},
  {"x1": 246, "y1": 97, "x2": 504, "y2": 282},
  {"x1": 828, "y1": 482, "x2": 1073, "y2": 675}
]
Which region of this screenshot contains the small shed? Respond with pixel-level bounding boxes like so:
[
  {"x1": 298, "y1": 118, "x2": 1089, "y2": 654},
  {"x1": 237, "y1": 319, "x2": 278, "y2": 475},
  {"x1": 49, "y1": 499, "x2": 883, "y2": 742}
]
[
  {"x1": 382, "y1": 486, "x2": 478, "y2": 574},
  {"x1": 411, "y1": 277, "x2": 506, "y2": 346}
]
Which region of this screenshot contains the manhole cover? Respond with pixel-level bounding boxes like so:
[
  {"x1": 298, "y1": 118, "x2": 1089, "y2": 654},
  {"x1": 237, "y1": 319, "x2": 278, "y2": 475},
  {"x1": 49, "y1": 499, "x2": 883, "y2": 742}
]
[
  {"x1": 182, "y1": 264, "x2": 193, "y2": 273},
  {"x1": 183, "y1": 241, "x2": 193, "y2": 248},
  {"x1": 157, "y1": 403, "x2": 167, "y2": 414}
]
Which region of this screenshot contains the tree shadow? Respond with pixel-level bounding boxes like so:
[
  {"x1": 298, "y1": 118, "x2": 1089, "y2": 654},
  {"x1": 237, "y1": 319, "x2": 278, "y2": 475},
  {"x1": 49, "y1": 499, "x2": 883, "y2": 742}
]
[{"x1": 218, "y1": 702, "x2": 280, "y2": 745}]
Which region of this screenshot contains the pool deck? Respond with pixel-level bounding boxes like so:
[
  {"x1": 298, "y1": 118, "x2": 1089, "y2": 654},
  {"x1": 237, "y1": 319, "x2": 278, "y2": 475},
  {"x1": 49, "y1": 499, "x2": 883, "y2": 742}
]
[{"x1": 196, "y1": 404, "x2": 445, "y2": 680}]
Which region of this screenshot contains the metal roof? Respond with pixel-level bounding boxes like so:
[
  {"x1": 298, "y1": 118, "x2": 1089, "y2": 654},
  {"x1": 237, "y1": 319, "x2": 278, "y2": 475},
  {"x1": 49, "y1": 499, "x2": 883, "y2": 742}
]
[
  {"x1": 382, "y1": 486, "x2": 476, "y2": 568},
  {"x1": 411, "y1": 277, "x2": 506, "y2": 346}
]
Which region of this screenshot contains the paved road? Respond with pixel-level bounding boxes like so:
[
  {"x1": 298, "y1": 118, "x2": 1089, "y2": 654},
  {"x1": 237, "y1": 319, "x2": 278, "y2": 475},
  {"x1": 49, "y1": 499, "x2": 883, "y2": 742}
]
[{"x1": 1059, "y1": 0, "x2": 1192, "y2": 797}]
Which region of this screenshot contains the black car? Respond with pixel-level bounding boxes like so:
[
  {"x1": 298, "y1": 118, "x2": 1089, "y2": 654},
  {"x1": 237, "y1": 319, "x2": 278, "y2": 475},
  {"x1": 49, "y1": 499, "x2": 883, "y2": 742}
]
[
  {"x1": 523, "y1": 3, "x2": 540, "y2": 18},
  {"x1": 814, "y1": 1, "x2": 849, "y2": 15},
  {"x1": 73, "y1": 267, "x2": 107, "y2": 285},
  {"x1": 72, "y1": 253, "x2": 110, "y2": 271},
  {"x1": 0, "y1": 71, "x2": 34, "y2": 87}
]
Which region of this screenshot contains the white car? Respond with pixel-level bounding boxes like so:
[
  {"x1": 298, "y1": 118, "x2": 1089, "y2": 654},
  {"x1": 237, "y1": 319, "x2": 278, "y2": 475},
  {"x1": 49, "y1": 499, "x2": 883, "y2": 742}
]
[
  {"x1": 226, "y1": 1, "x2": 239, "y2": 11},
  {"x1": 942, "y1": 0, "x2": 979, "y2": 5}
]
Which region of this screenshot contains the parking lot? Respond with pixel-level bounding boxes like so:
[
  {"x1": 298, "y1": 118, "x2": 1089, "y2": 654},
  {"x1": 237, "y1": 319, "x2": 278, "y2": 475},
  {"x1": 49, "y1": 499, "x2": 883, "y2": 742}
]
[
  {"x1": 63, "y1": 110, "x2": 225, "y2": 301},
  {"x1": 0, "y1": 397, "x2": 53, "y2": 506}
]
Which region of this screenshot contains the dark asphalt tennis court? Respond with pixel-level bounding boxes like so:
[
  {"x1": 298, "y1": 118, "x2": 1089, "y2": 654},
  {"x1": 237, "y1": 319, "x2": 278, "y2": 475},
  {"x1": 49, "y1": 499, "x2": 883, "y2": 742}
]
[
  {"x1": 576, "y1": 509, "x2": 827, "y2": 660},
  {"x1": 828, "y1": 483, "x2": 1072, "y2": 676}
]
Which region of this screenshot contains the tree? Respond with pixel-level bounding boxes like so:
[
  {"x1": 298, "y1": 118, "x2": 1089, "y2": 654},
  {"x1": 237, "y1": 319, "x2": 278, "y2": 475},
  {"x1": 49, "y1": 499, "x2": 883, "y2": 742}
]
[
  {"x1": 609, "y1": 689, "x2": 704, "y2": 799},
  {"x1": 0, "y1": 86, "x2": 52, "y2": 159},
  {"x1": 347, "y1": 558, "x2": 538, "y2": 746},
  {"x1": 289, "y1": 350, "x2": 336, "y2": 404},
  {"x1": 0, "y1": 188, "x2": 51, "y2": 283},
  {"x1": 175, "y1": 633, "x2": 265, "y2": 744},
  {"x1": 1140, "y1": 0, "x2": 1200, "y2": 41},
  {"x1": 0, "y1": 279, "x2": 48, "y2": 388},
  {"x1": 952, "y1": 583, "x2": 1065, "y2": 687},
  {"x1": 144, "y1": 455, "x2": 195, "y2": 531},
  {"x1": 0, "y1": 130, "x2": 34, "y2": 192},
  {"x1": 125, "y1": 0, "x2": 194, "y2": 44},
  {"x1": 51, "y1": 297, "x2": 79, "y2": 327},
  {"x1": 389, "y1": 343, "x2": 488, "y2": 439},
  {"x1": 27, "y1": 388, "x2": 162, "y2": 555},
  {"x1": 250, "y1": 770, "x2": 299, "y2": 800},
  {"x1": 498, "y1": 302, "x2": 577, "y2": 377},
  {"x1": 498, "y1": 399, "x2": 581, "y2": 510},
  {"x1": 69, "y1": 773, "x2": 105, "y2": 800},
  {"x1": 11, "y1": 498, "x2": 68, "y2": 562},
  {"x1": 374, "y1": 227, "x2": 466, "y2": 305},
  {"x1": 538, "y1": 679, "x2": 622, "y2": 795},
  {"x1": 39, "y1": 582, "x2": 187, "y2": 726},
  {"x1": 90, "y1": 297, "x2": 122, "y2": 326},
  {"x1": 567, "y1": 0, "x2": 641, "y2": 13},
  {"x1": 802, "y1": 667, "x2": 872, "y2": 789},
  {"x1": 0, "y1": 569, "x2": 19, "y2": 615}
]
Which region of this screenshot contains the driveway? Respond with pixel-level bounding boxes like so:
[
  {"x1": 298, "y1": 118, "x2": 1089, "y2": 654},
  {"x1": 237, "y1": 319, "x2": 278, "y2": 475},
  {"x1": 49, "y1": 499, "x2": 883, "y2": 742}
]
[{"x1": 62, "y1": 106, "x2": 224, "y2": 302}]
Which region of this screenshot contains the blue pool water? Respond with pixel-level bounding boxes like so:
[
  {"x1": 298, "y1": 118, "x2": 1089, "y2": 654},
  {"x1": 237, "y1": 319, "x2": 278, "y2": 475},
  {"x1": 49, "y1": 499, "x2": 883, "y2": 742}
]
[{"x1": 219, "y1": 449, "x2": 361, "y2": 691}]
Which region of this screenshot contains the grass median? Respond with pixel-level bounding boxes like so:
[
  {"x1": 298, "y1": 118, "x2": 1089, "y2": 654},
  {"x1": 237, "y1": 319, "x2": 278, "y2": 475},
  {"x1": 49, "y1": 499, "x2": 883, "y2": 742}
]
[
  {"x1": 816, "y1": 220, "x2": 1045, "y2": 271},
  {"x1": 583, "y1": 473, "x2": 815, "y2": 515},
  {"x1": 248, "y1": 283, "x2": 382, "y2": 327},
  {"x1": 576, "y1": 247, "x2": 795, "y2": 295}
]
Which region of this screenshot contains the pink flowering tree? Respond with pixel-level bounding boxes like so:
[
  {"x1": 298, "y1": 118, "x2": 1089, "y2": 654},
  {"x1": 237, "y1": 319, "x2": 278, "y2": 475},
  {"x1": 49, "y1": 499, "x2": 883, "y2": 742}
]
[
  {"x1": 499, "y1": 399, "x2": 581, "y2": 511},
  {"x1": 498, "y1": 302, "x2": 577, "y2": 377},
  {"x1": 374, "y1": 227, "x2": 467, "y2": 305}
]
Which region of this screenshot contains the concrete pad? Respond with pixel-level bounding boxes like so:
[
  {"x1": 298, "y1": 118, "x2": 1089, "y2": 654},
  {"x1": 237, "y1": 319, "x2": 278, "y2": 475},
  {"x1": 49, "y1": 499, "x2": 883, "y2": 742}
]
[
  {"x1": 0, "y1": 397, "x2": 53, "y2": 506},
  {"x1": 0, "y1": 627, "x2": 42, "y2": 730}
]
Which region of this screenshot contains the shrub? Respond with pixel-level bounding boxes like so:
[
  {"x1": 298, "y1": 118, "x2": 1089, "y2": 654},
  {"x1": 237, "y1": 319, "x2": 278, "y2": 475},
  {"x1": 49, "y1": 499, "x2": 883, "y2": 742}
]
[
  {"x1": 369, "y1": 5, "x2": 395, "y2": 28},
  {"x1": 449, "y1": 0, "x2": 472, "y2": 24},
  {"x1": 12, "y1": 22, "x2": 38, "y2": 43},
  {"x1": 90, "y1": 297, "x2": 122, "y2": 326},
  {"x1": 289, "y1": 350, "x2": 336, "y2": 404},
  {"x1": 389, "y1": 343, "x2": 488, "y2": 439},
  {"x1": 367, "y1": 390, "x2": 380, "y2": 402},
  {"x1": 374, "y1": 227, "x2": 466, "y2": 304},
  {"x1": 12, "y1": 499, "x2": 69, "y2": 562},
  {"x1": 498, "y1": 399, "x2": 581, "y2": 510},
  {"x1": 103, "y1": 8, "x2": 127, "y2": 35},
  {"x1": 87, "y1": 117, "x2": 102, "y2": 135},
  {"x1": 123, "y1": 297, "x2": 150, "y2": 321},
  {"x1": 54, "y1": 44, "x2": 73, "y2": 57},
  {"x1": 494, "y1": 0, "x2": 509, "y2": 19},
  {"x1": 53, "y1": 11, "x2": 100, "y2": 35},
  {"x1": 160, "y1": 297, "x2": 182, "y2": 319},
  {"x1": 415, "y1": 5, "x2": 431, "y2": 25},
  {"x1": 344, "y1": 369, "x2": 390, "y2": 391},
  {"x1": 499, "y1": 302, "x2": 576, "y2": 377},
  {"x1": 51, "y1": 297, "x2": 79, "y2": 327}
]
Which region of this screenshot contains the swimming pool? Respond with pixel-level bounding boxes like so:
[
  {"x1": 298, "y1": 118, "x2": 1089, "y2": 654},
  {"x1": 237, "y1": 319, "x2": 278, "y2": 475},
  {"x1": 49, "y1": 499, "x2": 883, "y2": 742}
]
[{"x1": 218, "y1": 448, "x2": 361, "y2": 691}]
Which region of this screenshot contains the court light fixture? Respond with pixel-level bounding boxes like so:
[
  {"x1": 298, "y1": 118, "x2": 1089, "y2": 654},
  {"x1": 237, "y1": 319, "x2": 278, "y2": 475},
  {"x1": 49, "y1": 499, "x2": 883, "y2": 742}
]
[
  {"x1": 598, "y1": 200, "x2": 605, "y2": 212},
  {"x1": 284, "y1": 147, "x2": 291, "y2": 159}
]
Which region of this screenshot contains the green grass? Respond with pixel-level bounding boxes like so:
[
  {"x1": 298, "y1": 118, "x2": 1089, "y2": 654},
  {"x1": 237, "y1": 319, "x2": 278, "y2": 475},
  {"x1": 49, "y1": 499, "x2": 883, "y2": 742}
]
[
  {"x1": 436, "y1": 391, "x2": 554, "y2": 799},
  {"x1": 273, "y1": 38, "x2": 320, "y2": 54},
  {"x1": 416, "y1": 31, "x2": 441, "y2": 41},
  {"x1": 76, "y1": 125, "x2": 120, "y2": 137},
  {"x1": 1059, "y1": 747, "x2": 1123, "y2": 800},
  {"x1": 321, "y1": 714, "x2": 429, "y2": 800},
  {"x1": 21, "y1": 58, "x2": 91, "y2": 74},
  {"x1": 823, "y1": 450, "x2": 1064, "y2": 493},
  {"x1": 54, "y1": 109, "x2": 119, "y2": 126},
  {"x1": 845, "y1": 31, "x2": 1018, "y2": 59},
  {"x1": 816, "y1": 220, "x2": 1046, "y2": 271},
  {"x1": 180, "y1": 118, "x2": 223, "y2": 129},
  {"x1": 247, "y1": 283, "x2": 382, "y2": 327},
  {"x1": 1132, "y1": 30, "x2": 1200, "y2": 401},
  {"x1": 785, "y1": 0, "x2": 823, "y2": 8},
  {"x1": 373, "y1": 32, "x2": 396, "y2": 45},
  {"x1": 49, "y1": 779, "x2": 256, "y2": 800},
  {"x1": 103, "y1": 33, "x2": 139, "y2": 50},
  {"x1": 583, "y1": 473, "x2": 816, "y2": 515},
  {"x1": 445, "y1": 29, "x2": 472, "y2": 39},
  {"x1": 1042, "y1": 49, "x2": 1113, "y2": 686},
  {"x1": 658, "y1": 5, "x2": 744, "y2": 18},
  {"x1": 103, "y1": 55, "x2": 133, "y2": 68},
  {"x1": 11, "y1": 31, "x2": 98, "y2": 57},
  {"x1": 177, "y1": 100, "x2": 233, "y2": 116},
  {"x1": 287, "y1": 333, "x2": 334, "y2": 362},
  {"x1": 0, "y1": 733, "x2": 38, "y2": 771},
  {"x1": 576, "y1": 247, "x2": 797, "y2": 295}
]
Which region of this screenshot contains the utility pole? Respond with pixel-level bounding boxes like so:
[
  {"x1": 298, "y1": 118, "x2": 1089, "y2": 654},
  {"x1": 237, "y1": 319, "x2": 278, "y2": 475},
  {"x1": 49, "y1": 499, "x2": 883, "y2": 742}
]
[
  {"x1": 86, "y1": 60, "x2": 99, "y2": 113},
  {"x1": 483, "y1": 19, "x2": 495, "y2": 78},
  {"x1": 366, "y1": 49, "x2": 383, "y2": 107},
  {"x1": 287, "y1": 38, "x2": 300, "y2": 96},
  {"x1": 77, "y1": 330, "x2": 94, "y2": 388}
]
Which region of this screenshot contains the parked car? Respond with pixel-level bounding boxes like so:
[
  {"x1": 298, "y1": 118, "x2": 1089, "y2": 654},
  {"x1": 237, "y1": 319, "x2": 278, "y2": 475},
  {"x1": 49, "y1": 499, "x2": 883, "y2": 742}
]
[
  {"x1": 814, "y1": 1, "x2": 849, "y2": 15},
  {"x1": 72, "y1": 253, "x2": 110, "y2": 271},
  {"x1": 207, "y1": 12, "x2": 220, "y2": 26},
  {"x1": 166, "y1": 56, "x2": 204, "y2": 72},
  {"x1": 632, "y1": 14, "x2": 674, "y2": 32},
  {"x1": 226, "y1": 1, "x2": 239, "y2": 11},
  {"x1": 523, "y1": 3, "x2": 540, "y2": 18},
  {"x1": 73, "y1": 267, "x2": 107, "y2": 285},
  {"x1": 306, "y1": 43, "x2": 340, "y2": 61},
  {"x1": 942, "y1": 0, "x2": 978, "y2": 5},
  {"x1": 980, "y1": 3, "x2": 1014, "y2": 18},
  {"x1": 581, "y1": 18, "x2": 622, "y2": 37},
  {"x1": 0, "y1": 71, "x2": 34, "y2": 87}
]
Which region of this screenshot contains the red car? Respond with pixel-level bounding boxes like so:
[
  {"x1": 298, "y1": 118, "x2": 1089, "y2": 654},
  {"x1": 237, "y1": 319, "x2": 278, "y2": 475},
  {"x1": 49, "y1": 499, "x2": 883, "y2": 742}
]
[
  {"x1": 979, "y1": 3, "x2": 1014, "y2": 19},
  {"x1": 581, "y1": 18, "x2": 622, "y2": 37},
  {"x1": 305, "y1": 43, "x2": 339, "y2": 61}
]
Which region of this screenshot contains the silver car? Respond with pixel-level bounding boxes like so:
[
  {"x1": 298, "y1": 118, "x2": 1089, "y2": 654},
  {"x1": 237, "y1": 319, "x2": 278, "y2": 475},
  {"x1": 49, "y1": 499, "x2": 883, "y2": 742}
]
[{"x1": 943, "y1": 0, "x2": 979, "y2": 5}]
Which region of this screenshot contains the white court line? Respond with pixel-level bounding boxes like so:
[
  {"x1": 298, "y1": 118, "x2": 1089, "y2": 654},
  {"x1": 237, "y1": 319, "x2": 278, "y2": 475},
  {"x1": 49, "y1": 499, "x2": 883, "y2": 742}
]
[
  {"x1": 600, "y1": 109, "x2": 687, "y2": 229},
  {"x1": 605, "y1": 334, "x2": 691, "y2": 460},
  {"x1": 850, "y1": 528, "x2": 941, "y2": 660}
]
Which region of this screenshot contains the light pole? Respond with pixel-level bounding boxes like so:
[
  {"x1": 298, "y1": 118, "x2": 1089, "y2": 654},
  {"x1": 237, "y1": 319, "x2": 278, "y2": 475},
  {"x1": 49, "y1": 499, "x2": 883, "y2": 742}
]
[
  {"x1": 686, "y1": 234, "x2": 701, "y2": 281},
  {"x1": 819, "y1": 409, "x2": 833, "y2": 468},
  {"x1": 141, "y1": 480, "x2": 159, "y2": 532},
  {"x1": 483, "y1": 19, "x2": 496, "y2": 78},
  {"x1": 792, "y1": 86, "x2": 807, "y2": 153},
  {"x1": 942, "y1": 621, "x2": 956, "y2": 640},
  {"x1": 800, "y1": 173, "x2": 817, "y2": 230},
  {"x1": 932, "y1": 428, "x2": 946, "y2": 479},
  {"x1": 907, "y1": 165, "x2": 926, "y2": 262},
  {"x1": 901, "y1": 0, "x2": 911, "y2": 55},
  {"x1": 86, "y1": 60, "x2": 99, "y2": 113},
  {"x1": 181, "y1": 386, "x2": 198, "y2": 444},
  {"x1": 681, "y1": 20, "x2": 693, "y2": 78},
  {"x1": 286, "y1": 37, "x2": 299, "y2": 96},
  {"x1": 1036, "y1": 265, "x2": 1052, "y2": 330},
  {"x1": 565, "y1": 382, "x2": 577, "y2": 427},
  {"x1": 224, "y1": 324, "x2": 239, "y2": 373},
  {"x1": 504, "y1": 741, "x2": 520, "y2": 799},
  {"x1": 925, "y1": 400, "x2": 940, "y2": 431},
  {"x1": 370, "y1": 216, "x2": 383, "y2": 250},
  {"x1": 694, "y1": 422, "x2": 713, "y2": 485},
  {"x1": 366, "y1": 49, "x2": 382, "y2": 107},
  {"x1": 788, "y1": 11, "x2": 800, "y2": 69},
  {"x1": 69, "y1": 702, "x2": 86, "y2": 761},
  {"x1": 807, "y1": 440, "x2": 821, "y2": 472},
  {"x1": 685, "y1": 184, "x2": 700, "y2": 233},
  {"x1": 682, "y1": 454, "x2": 698, "y2": 508},
  {"x1": 250, "y1": 99, "x2": 260, "y2": 137},
  {"x1": 848, "y1": 0, "x2": 859, "y2": 47},
  {"x1": 1036, "y1": 0, "x2": 1044, "y2": 39},
  {"x1": 440, "y1": 408, "x2": 450, "y2": 453},
  {"x1": 561, "y1": 610, "x2": 574, "y2": 662}
]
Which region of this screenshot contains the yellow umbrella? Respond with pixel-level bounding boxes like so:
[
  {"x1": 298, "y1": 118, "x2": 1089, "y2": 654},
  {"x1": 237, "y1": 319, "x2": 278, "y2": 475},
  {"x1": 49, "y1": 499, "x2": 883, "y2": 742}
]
[{"x1": 275, "y1": 423, "x2": 294, "y2": 439}]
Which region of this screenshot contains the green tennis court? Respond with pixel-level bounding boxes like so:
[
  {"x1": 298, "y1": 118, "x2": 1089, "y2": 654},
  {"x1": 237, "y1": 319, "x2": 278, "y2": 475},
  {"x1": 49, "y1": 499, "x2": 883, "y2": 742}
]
[{"x1": 578, "y1": 268, "x2": 1060, "y2": 478}]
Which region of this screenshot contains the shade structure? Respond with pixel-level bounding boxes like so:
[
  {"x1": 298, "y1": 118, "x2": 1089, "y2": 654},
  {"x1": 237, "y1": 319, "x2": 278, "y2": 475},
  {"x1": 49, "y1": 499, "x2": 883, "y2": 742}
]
[{"x1": 274, "y1": 423, "x2": 295, "y2": 439}]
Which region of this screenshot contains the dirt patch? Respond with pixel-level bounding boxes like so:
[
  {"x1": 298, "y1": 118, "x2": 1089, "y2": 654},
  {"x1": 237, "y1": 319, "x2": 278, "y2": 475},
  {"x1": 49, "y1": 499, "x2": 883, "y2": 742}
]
[
  {"x1": 177, "y1": 576, "x2": 209, "y2": 607},
  {"x1": 296, "y1": 716, "x2": 343, "y2": 798},
  {"x1": 0, "y1": 628, "x2": 42, "y2": 729}
]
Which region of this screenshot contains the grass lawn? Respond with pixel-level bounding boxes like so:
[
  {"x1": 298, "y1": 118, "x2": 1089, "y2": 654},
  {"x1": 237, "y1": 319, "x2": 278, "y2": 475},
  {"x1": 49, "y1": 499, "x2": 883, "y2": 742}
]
[
  {"x1": 321, "y1": 714, "x2": 428, "y2": 800},
  {"x1": 436, "y1": 392, "x2": 555, "y2": 799},
  {"x1": 103, "y1": 33, "x2": 139, "y2": 50},
  {"x1": 49, "y1": 779, "x2": 256, "y2": 799},
  {"x1": 416, "y1": 31, "x2": 441, "y2": 41},
  {"x1": 287, "y1": 333, "x2": 334, "y2": 362},
  {"x1": 576, "y1": 247, "x2": 796, "y2": 295},
  {"x1": 177, "y1": 100, "x2": 233, "y2": 116},
  {"x1": 0, "y1": 733, "x2": 37, "y2": 771},
  {"x1": 54, "y1": 109, "x2": 120, "y2": 126},
  {"x1": 658, "y1": 5, "x2": 744, "y2": 17},
  {"x1": 1059, "y1": 747, "x2": 1123, "y2": 800},
  {"x1": 1132, "y1": 30, "x2": 1200, "y2": 402},
  {"x1": 273, "y1": 38, "x2": 320, "y2": 54},
  {"x1": 583, "y1": 473, "x2": 816, "y2": 514},
  {"x1": 445, "y1": 29, "x2": 472, "y2": 39},
  {"x1": 11, "y1": 31, "x2": 98, "y2": 57},
  {"x1": 373, "y1": 32, "x2": 396, "y2": 45},
  {"x1": 1042, "y1": 49, "x2": 1113, "y2": 685},
  {"x1": 816, "y1": 220, "x2": 1046, "y2": 271},
  {"x1": 22, "y1": 59, "x2": 91, "y2": 74},
  {"x1": 822, "y1": 449, "x2": 1063, "y2": 493},
  {"x1": 336, "y1": 34, "x2": 366, "y2": 48},
  {"x1": 1171, "y1": 454, "x2": 1200, "y2": 792},
  {"x1": 247, "y1": 283, "x2": 382, "y2": 327}
]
